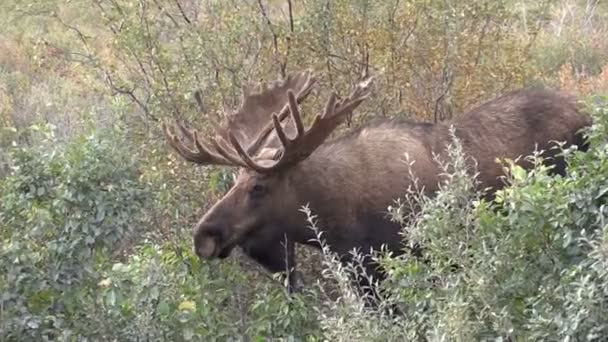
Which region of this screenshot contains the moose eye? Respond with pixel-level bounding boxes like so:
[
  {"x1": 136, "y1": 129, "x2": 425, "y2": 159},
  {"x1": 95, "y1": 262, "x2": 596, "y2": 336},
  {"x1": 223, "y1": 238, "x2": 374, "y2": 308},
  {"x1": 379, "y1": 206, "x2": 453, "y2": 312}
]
[{"x1": 249, "y1": 184, "x2": 266, "y2": 198}]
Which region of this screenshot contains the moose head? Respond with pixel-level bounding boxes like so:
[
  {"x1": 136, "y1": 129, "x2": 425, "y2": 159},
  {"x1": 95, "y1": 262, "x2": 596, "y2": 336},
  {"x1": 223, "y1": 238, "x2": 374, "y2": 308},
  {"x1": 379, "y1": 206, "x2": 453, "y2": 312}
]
[{"x1": 163, "y1": 70, "x2": 374, "y2": 266}]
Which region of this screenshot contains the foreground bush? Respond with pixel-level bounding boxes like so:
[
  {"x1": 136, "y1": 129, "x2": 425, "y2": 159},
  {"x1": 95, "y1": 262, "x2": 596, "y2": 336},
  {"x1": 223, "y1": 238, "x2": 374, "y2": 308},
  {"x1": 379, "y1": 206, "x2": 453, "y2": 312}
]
[
  {"x1": 0, "y1": 125, "x2": 148, "y2": 338},
  {"x1": 2, "y1": 98, "x2": 607, "y2": 341},
  {"x1": 0, "y1": 126, "x2": 320, "y2": 341},
  {"x1": 313, "y1": 97, "x2": 608, "y2": 341}
]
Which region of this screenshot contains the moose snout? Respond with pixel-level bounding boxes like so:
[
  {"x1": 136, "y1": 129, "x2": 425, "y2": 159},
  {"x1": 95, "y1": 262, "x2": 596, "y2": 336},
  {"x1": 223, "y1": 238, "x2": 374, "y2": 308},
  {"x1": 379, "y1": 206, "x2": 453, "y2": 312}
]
[
  {"x1": 194, "y1": 235, "x2": 217, "y2": 259},
  {"x1": 193, "y1": 224, "x2": 220, "y2": 259}
]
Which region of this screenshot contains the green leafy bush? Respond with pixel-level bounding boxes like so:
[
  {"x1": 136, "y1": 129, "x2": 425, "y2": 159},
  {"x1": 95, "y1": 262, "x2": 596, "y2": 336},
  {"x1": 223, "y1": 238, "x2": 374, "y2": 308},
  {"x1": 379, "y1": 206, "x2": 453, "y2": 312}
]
[
  {"x1": 0, "y1": 124, "x2": 149, "y2": 339},
  {"x1": 0, "y1": 124, "x2": 321, "y2": 341},
  {"x1": 312, "y1": 98, "x2": 608, "y2": 341},
  {"x1": 86, "y1": 244, "x2": 320, "y2": 341}
]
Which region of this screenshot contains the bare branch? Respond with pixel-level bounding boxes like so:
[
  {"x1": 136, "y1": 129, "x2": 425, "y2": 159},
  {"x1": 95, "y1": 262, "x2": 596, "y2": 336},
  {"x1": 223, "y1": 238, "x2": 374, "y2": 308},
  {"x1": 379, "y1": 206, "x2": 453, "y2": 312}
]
[
  {"x1": 174, "y1": 0, "x2": 192, "y2": 24},
  {"x1": 257, "y1": 0, "x2": 287, "y2": 77}
]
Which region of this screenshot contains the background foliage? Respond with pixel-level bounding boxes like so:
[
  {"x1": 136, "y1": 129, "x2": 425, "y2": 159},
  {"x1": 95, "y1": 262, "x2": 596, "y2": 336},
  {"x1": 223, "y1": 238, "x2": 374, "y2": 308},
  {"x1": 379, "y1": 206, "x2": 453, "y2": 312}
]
[{"x1": 1, "y1": 0, "x2": 608, "y2": 341}]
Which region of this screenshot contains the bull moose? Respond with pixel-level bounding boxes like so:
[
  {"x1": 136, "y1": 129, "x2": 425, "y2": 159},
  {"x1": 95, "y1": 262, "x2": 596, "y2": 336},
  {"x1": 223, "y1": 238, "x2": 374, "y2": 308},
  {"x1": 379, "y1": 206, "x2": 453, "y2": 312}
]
[{"x1": 163, "y1": 70, "x2": 591, "y2": 294}]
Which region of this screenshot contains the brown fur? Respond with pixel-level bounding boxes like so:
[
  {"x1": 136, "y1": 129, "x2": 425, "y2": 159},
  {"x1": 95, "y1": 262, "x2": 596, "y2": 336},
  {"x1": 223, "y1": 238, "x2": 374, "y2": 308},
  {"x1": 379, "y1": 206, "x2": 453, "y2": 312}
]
[{"x1": 193, "y1": 88, "x2": 591, "y2": 290}]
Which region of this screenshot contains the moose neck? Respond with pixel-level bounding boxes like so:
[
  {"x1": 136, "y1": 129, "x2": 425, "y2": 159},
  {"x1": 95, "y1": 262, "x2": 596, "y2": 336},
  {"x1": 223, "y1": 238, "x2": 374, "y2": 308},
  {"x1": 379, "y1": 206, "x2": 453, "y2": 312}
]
[
  {"x1": 281, "y1": 120, "x2": 445, "y2": 253},
  {"x1": 281, "y1": 155, "x2": 354, "y2": 248}
]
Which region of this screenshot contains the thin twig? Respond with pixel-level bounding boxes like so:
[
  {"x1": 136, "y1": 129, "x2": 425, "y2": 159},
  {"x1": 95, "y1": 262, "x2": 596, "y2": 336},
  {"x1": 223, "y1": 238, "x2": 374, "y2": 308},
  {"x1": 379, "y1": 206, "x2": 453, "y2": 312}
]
[
  {"x1": 257, "y1": 0, "x2": 287, "y2": 77},
  {"x1": 174, "y1": 0, "x2": 192, "y2": 24}
]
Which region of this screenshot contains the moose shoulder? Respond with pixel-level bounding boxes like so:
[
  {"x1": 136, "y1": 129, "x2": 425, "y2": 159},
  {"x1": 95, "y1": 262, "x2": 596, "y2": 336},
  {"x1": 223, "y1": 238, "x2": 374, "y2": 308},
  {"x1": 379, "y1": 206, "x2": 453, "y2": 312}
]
[{"x1": 163, "y1": 70, "x2": 591, "y2": 292}]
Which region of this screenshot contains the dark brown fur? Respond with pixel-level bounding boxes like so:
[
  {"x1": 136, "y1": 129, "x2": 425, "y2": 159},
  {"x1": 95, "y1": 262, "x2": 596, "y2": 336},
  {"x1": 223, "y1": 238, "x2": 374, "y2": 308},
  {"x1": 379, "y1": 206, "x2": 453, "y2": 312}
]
[{"x1": 193, "y1": 88, "x2": 591, "y2": 292}]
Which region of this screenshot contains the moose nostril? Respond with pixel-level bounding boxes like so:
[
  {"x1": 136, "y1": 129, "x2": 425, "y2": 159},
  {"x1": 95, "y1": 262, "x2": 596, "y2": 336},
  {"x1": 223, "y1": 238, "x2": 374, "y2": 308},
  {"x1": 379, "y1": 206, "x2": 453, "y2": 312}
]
[
  {"x1": 196, "y1": 244, "x2": 212, "y2": 259},
  {"x1": 194, "y1": 231, "x2": 218, "y2": 259}
]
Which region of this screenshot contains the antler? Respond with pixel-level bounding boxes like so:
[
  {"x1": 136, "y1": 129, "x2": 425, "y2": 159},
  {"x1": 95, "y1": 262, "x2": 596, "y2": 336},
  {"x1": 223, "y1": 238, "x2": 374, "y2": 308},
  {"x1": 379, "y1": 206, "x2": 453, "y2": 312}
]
[
  {"x1": 223, "y1": 70, "x2": 316, "y2": 155},
  {"x1": 162, "y1": 120, "x2": 244, "y2": 167},
  {"x1": 214, "y1": 76, "x2": 374, "y2": 173},
  {"x1": 163, "y1": 70, "x2": 316, "y2": 167}
]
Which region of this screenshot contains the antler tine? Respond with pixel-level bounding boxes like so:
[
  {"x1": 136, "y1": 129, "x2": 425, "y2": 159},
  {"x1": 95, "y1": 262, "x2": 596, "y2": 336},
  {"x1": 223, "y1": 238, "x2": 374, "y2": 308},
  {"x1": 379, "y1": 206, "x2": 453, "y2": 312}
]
[
  {"x1": 239, "y1": 75, "x2": 374, "y2": 174},
  {"x1": 206, "y1": 84, "x2": 314, "y2": 174},
  {"x1": 245, "y1": 70, "x2": 317, "y2": 155},
  {"x1": 288, "y1": 89, "x2": 306, "y2": 136},
  {"x1": 272, "y1": 90, "x2": 304, "y2": 147},
  {"x1": 210, "y1": 136, "x2": 250, "y2": 168},
  {"x1": 176, "y1": 120, "x2": 195, "y2": 141},
  {"x1": 162, "y1": 121, "x2": 238, "y2": 167},
  {"x1": 227, "y1": 133, "x2": 271, "y2": 172}
]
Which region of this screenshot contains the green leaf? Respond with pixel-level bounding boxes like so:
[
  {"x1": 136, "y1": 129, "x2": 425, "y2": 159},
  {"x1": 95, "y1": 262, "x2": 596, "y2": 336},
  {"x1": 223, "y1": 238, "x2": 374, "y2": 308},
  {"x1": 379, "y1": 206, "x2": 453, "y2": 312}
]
[
  {"x1": 183, "y1": 328, "x2": 195, "y2": 341},
  {"x1": 95, "y1": 207, "x2": 106, "y2": 223},
  {"x1": 106, "y1": 289, "x2": 116, "y2": 307},
  {"x1": 149, "y1": 285, "x2": 160, "y2": 300},
  {"x1": 157, "y1": 300, "x2": 170, "y2": 316},
  {"x1": 511, "y1": 165, "x2": 527, "y2": 182},
  {"x1": 85, "y1": 236, "x2": 95, "y2": 245}
]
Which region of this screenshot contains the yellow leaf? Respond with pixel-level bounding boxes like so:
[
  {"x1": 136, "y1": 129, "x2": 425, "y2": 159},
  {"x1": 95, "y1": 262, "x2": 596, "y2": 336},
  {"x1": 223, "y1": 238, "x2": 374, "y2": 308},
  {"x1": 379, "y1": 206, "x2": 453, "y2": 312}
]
[
  {"x1": 98, "y1": 278, "x2": 112, "y2": 288},
  {"x1": 178, "y1": 300, "x2": 196, "y2": 312}
]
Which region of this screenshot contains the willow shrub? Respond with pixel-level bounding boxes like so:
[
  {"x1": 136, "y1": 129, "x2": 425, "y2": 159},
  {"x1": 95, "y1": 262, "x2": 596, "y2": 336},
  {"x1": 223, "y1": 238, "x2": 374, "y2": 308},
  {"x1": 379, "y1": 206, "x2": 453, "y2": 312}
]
[
  {"x1": 310, "y1": 97, "x2": 608, "y2": 341},
  {"x1": 0, "y1": 124, "x2": 321, "y2": 341},
  {"x1": 0, "y1": 124, "x2": 147, "y2": 339}
]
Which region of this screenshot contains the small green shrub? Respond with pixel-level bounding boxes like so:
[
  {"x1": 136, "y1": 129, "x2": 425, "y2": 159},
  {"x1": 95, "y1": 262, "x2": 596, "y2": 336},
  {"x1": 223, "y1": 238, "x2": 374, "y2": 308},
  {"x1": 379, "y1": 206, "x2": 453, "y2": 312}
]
[
  {"x1": 0, "y1": 124, "x2": 321, "y2": 341},
  {"x1": 84, "y1": 243, "x2": 320, "y2": 341},
  {"x1": 0, "y1": 124, "x2": 149, "y2": 339}
]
